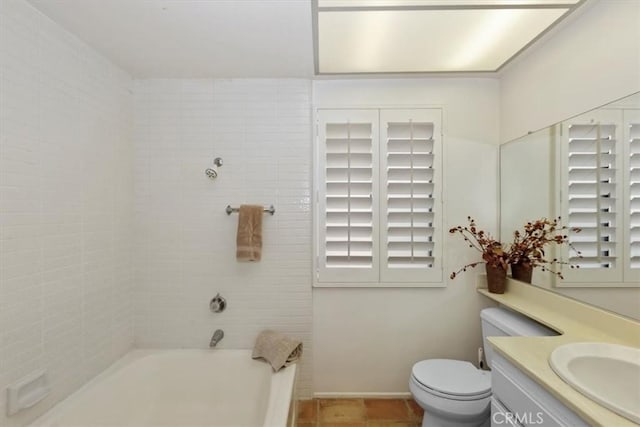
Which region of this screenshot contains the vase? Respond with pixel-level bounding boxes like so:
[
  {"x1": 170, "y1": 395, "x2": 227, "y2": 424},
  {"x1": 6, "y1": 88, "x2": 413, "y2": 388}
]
[
  {"x1": 485, "y1": 264, "x2": 507, "y2": 294},
  {"x1": 511, "y1": 261, "x2": 533, "y2": 283}
]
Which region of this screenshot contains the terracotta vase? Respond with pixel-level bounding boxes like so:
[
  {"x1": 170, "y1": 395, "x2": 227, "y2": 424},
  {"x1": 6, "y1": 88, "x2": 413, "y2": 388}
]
[
  {"x1": 511, "y1": 261, "x2": 533, "y2": 283},
  {"x1": 485, "y1": 263, "x2": 507, "y2": 294}
]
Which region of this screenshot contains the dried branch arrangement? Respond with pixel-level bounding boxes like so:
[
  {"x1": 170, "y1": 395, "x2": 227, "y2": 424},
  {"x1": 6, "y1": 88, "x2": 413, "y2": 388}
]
[{"x1": 449, "y1": 216, "x2": 581, "y2": 281}]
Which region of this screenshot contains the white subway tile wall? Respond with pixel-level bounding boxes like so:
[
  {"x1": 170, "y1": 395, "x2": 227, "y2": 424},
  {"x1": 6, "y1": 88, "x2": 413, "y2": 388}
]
[
  {"x1": 0, "y1": 0, "x2": 134, "y2": 424},
  {"x1": 133, "y1": 79, "x2": 313, "y2": 397}
]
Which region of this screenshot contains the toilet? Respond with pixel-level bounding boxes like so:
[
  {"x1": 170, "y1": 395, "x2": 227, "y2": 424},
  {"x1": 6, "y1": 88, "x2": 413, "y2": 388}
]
[{"x1": 409, "y1": 307, "x2": 556, "y2": 427}]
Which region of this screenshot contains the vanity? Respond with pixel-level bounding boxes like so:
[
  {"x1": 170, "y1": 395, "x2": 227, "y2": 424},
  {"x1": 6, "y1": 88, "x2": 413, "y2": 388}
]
[
  {"x1": 479, "y1": 278, "x2": 640, "y2": 427},
  {"x1": 491, "y1": 352, "x2": 587, "y2": 427}
]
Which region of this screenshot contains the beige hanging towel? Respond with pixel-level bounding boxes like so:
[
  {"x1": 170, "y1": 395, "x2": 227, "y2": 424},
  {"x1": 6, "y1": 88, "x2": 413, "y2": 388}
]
[
  {"x1": 252, "y1": 330, "x2": 303, "y2": 371},
  {"x1": 236, "y1": 204, "x2": 263, "y2": 262}
]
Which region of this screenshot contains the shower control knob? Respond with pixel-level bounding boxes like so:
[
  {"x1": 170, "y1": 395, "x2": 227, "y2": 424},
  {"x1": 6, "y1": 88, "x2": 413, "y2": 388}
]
[{"x1": 209, "y1": 294, "x2": 226, "y2": 313}]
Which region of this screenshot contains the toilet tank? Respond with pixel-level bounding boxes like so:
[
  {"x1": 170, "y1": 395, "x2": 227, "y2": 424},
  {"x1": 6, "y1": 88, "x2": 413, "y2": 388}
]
[{"x1": 480, "y1": 307, "x2": 557, "y2": 368}]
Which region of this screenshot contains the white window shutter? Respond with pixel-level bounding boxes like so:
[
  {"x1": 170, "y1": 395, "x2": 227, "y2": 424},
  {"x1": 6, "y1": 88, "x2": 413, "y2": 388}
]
[
  {"x1": 317, "y1": 109, "x2": 380, "y2": 283},
  {"x1": 560, "y1": 110, "x2": 623, "y2": 283},
  {"x1": 379, "y1": 109, "x2": 442, "y2": 282},
  {"x1": 624, "y1": 110, "x2": 640, "y2": 282}
]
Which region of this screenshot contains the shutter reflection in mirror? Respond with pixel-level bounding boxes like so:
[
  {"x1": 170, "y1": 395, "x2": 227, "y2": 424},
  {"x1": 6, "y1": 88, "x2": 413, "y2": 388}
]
[
  {"x1": 625, "y1": 112, "x2": 640, "y2": 280},
  {"x1": 567, "y1": 122, "x2": 617, "y2": 269}
]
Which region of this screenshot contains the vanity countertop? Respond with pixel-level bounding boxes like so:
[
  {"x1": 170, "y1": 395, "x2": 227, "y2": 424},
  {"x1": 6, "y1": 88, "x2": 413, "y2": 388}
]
[{"x1": 479, "y1": 278, "x2": 640, "y2": 427}]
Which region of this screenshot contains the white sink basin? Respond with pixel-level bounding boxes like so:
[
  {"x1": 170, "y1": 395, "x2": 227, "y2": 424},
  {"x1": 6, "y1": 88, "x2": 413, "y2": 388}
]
[{"x1": 549, "y1": 342, "x2": 640, "y2": 424}]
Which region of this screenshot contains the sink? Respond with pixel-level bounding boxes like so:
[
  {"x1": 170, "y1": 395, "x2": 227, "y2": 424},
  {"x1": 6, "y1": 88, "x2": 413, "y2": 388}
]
[{"x1": 549, "y1": 342, "x2": 640, "y2": 424}]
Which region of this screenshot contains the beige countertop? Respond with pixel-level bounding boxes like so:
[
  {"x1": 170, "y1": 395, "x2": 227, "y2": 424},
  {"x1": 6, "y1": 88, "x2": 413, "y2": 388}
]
[{"x1": 478, "y1": 278, "x2": 640, "y2": 427}]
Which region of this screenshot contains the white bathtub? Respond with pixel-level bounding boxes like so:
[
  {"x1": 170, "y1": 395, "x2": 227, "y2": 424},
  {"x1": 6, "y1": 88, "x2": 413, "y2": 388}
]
[{"x1": 31, "y1": 350, "x2": 296, "y2": 427}]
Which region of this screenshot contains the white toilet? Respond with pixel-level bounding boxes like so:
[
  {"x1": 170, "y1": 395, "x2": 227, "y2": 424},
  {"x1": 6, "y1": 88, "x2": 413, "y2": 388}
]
[{"x1": 409, "y1": 307, "x2": 555, "y2": 427}]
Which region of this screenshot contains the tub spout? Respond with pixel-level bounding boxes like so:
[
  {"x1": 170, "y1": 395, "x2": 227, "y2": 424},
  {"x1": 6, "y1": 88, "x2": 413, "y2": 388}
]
[{"x1": 210, "y1": 329, "x2": 224, "y2": 348}]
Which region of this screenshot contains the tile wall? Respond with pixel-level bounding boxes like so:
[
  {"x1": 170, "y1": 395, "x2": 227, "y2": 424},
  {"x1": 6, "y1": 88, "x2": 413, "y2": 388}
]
[
  {"x1": 0, "y1": 0, "x2": 134, "y2": 424},
  {"x1": 133, "y1": 79, "x2": 313, "y2": 397}
]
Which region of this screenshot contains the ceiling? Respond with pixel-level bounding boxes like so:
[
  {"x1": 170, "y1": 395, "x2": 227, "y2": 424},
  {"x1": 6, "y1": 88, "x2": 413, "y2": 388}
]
[
  {"x1": 27, "y1": 0, "x2": 315, "y2": 78},
  {"x1": 26, "y1": 0, "x2": 586, "y2": 78}
]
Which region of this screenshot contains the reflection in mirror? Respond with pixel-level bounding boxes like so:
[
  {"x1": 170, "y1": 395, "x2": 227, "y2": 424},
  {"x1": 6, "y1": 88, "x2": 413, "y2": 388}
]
[
  {"x1": 500, "y1": 92, "x2": 640, "y2": 319},
  {"x1": 558, "y1": 108, "x2": 639, "y2": 285},
  {"x1": 500, "y1": 126, "x2": 557, "y2": 287}
]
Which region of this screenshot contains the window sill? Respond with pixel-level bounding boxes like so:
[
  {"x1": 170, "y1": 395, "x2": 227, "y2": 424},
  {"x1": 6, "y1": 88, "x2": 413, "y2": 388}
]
[{"x1": 313, "y1": 281, "x2": 446, "y2": 288}]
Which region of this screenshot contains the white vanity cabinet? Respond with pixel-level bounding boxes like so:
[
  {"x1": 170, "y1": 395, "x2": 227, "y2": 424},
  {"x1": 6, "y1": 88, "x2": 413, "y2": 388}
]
[{"x1": 490, "y1": 352, "x2": 589, "y2": 427}]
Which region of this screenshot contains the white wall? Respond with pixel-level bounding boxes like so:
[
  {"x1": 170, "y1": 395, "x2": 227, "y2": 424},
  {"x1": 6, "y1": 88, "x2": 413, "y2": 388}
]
[
  {"x1": 0, "y1": 0, "x2": 134, "y2": 424},
  {"x1": 499, "y1": 0, "x2": 640, "y2": 320},
  {"x1": 500, "y1": 0, "x2": 640, "y2": 143},
  {"x1": 133, "y1": 79, "x2": 313, "y2": 397},
  {"x1": 312, "y1": 79, "x2": 500, "y2": 394}
]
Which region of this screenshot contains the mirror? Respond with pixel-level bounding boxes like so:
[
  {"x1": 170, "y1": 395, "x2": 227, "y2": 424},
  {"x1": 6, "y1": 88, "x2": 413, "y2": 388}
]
[{"x1": 500, "y1": 92, "x2": 640, "y2": 319}]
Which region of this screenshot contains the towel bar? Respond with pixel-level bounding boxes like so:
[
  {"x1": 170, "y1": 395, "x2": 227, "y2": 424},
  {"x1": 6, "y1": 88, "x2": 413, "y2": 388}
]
[{"x1": 226, "y1": 205, "x2": 275, "y2": 215}]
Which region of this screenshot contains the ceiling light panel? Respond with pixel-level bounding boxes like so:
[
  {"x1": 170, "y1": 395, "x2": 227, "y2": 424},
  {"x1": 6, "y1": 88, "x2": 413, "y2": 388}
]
[
  {"x1": 319, "y1": 1, "x2": 581, "y2": 8},
  {"x1": 317, "y1": 8, "x2": 569, "y2": 73}
]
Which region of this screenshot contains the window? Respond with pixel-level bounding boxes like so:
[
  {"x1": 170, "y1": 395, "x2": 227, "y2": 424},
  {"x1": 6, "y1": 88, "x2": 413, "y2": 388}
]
[
  {"x1": 315, "y1": 108, "x2": 442, "y2": 286},
  {"x1": 559, "y1": 109, "x2": 639, "y2": 284}
]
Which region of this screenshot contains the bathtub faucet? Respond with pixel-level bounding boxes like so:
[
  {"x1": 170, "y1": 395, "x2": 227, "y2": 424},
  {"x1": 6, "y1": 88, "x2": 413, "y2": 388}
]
[{"x1": 210, "y1": 329, "x2": 224, "y2": 348}]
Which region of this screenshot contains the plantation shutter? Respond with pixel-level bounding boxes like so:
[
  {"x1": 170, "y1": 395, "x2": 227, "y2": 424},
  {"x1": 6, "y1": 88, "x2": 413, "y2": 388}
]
[
  {"x1": 317, "y1": 109, "x2": 379, "y2": 282},
  {"x1": 380, "y1": 109, "x2": 442, "y2": 282},
  {"x1": 624, "y1": 110, "x2": 640, "y2": 281},
  {"x1": 560, "y1": 110, "x2": 623, "y2": 283}
]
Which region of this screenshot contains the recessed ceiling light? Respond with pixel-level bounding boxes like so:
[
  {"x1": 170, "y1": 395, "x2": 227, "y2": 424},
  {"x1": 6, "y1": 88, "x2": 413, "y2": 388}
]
[{"x1": 315, "y1": 0, "x2": 586, "y2": 74}]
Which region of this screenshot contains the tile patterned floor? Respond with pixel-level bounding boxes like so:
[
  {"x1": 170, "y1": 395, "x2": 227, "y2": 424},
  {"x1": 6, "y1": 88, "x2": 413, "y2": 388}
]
[{"x1": 295, "y1": 398, "x2": 424, "y2": 427}]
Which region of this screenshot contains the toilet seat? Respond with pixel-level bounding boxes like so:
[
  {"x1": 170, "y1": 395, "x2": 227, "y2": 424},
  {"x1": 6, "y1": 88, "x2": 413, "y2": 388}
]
[{"x1": 411, "y1": 359, "x2": 491, "y2": 401}]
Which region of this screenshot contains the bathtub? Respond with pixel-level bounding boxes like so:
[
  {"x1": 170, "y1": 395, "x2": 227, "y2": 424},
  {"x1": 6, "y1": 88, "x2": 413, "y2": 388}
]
[{"x1": 31, "y1": 349, "x2": 296, "y2": 427}]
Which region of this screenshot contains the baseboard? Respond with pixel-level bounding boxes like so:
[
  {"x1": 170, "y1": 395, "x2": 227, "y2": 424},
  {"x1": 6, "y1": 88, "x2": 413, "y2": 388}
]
[{"x1": 312, "y1": 392, "x2": 412, "y2": 399}]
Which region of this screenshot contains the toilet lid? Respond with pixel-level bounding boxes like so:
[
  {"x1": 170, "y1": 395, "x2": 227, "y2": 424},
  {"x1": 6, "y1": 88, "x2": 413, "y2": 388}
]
[{"x1": 411, "y1": 359, "x2": 491, "y2": 397}]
